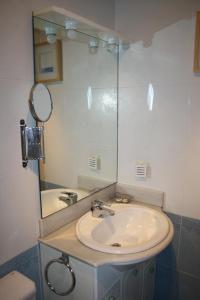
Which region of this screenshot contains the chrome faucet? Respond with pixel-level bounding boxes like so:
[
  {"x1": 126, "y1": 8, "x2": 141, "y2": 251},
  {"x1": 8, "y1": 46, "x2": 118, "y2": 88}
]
[
  {"x1": 91, "y1": 200, "x2": 115, "y2": 218},
  {"x1": 58, "y1": 192, "x2": 78, "y2": 206}
]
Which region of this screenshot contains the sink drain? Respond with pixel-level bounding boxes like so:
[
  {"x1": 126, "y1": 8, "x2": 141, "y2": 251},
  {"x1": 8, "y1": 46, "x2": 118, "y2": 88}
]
[{"x1": 110, "y1": 243, "x2": 121, "y2": 247}]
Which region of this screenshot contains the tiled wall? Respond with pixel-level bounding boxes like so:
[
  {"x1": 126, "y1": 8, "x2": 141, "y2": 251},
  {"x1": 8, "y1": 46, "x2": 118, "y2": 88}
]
[
  {"x1": 155, "y1": 212, "x2": 200, "y2": 300},
  {"x1": 115, "y1": 0, "x2": 200, "y2": 220},
  {"x1": 115, "y1": 2, "x2": 200, "y2": 297},
  {"x1": 0, "y1": 245, "x2": 42, "y2": 300}
]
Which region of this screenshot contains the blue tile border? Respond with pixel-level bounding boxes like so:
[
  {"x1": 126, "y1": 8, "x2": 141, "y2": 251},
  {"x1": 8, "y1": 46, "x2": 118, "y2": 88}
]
[
  {"x1": 178, "y1": 216, "x2": 200, "y2": 278},
  {"x1": 156, "y1": 212, "x2": 181, "y2": 271},
  {"x1": 178, "y1": 271, "x2": 200, "y2": 300},
  {"x1": 0, "y1": 245, "x2": 43, "y2": 300},
  {"x1": 154, "y1": 264, "x2": 179, "y2": 300},
  {"x1": 155, "y1": 212, "x2": 200, "y2": 300}
]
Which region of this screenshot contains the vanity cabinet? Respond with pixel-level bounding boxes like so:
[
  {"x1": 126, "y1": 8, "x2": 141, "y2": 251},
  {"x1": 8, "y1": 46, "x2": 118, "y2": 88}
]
[
  {"x1": 40, "y1": 243, "x2": 156, "y2": 300},
  {"x1": 121, "y1": 265, "x2": 142, "y2": 300},
  {"x1": 142, "y1": 260, "x2": 156, "y2": 300}
]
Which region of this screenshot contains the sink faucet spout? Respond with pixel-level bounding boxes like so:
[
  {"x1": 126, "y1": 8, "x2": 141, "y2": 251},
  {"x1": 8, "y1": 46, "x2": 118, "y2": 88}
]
[{"x1": 91, "y1": 200, "x2": 115, "y2": 218}]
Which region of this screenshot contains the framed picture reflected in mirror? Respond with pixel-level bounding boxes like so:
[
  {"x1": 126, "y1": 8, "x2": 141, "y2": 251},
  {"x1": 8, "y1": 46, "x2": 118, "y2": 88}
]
[{"x1": 35, "y1": 40, "x2": 63, "y2": 83}]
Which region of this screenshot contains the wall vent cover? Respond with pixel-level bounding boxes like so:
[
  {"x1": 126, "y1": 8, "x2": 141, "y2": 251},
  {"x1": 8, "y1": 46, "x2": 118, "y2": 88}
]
[
  {"x1": 88, "y1": 155, "x2": 100, "y2": 170},
  {"x1": 136, "y1": 162, "x2": 147, "y2": 178}
]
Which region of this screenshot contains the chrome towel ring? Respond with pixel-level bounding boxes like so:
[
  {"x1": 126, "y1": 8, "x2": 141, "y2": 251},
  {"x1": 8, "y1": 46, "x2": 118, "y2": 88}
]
[{"x1": 45, "y1": 254, "x2": 76, "y2": 296}]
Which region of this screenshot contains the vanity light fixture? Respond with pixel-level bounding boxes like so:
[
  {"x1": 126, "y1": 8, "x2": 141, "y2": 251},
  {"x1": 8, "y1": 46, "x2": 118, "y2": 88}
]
[
  {"x1": 65, "y1": 19, "x2": 78, "y2": 40},
  {"x1": 44, "y1": 27, "x2": 57, "y2": 44},
  {"x1": 88, "y1": 39, "x2": 99, "y2": 54}
]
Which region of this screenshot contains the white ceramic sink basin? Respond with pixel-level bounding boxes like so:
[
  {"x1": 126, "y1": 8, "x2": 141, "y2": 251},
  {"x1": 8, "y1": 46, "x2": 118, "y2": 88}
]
[{"x1": 76, "y1": 203, "x2": 170, "y2": 254}]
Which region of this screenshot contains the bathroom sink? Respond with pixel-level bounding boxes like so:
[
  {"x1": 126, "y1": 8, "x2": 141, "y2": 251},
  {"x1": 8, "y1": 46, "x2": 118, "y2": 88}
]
[{"x1": 76, "y1": 203, "x2": 170, "y2": 254}]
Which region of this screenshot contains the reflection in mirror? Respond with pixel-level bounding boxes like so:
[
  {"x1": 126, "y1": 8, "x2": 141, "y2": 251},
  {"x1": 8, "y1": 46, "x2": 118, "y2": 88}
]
[
  {"x1": 33, "y1": 16, "x2": 118, "y2": 218},
  {"x1": 30, "y1": 83, "x2": 53, "y2": 122}
]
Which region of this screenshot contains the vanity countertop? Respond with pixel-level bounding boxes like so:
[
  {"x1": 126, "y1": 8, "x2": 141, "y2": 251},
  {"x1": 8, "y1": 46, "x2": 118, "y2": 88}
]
[{"x1": 39, "y1": 203, "x2": 174, "y2": 267}]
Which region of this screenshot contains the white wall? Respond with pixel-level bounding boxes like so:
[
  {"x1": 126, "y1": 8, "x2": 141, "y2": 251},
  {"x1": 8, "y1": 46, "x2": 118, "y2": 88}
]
[
  {"x1": 116, "y1": 0, "x2": 200, "y2": 219},
  {"x1": 0, "y1": 0, "x2": 115, "y2": 265}
]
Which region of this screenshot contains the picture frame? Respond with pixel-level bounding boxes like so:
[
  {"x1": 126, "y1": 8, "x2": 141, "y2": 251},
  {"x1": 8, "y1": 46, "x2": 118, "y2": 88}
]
[
  {"x1": 194, "y1": 11, "x2": 200, "y2": 73},
  {"x1": 35, "y1": 40, "x2": 63, "y2": 83}
]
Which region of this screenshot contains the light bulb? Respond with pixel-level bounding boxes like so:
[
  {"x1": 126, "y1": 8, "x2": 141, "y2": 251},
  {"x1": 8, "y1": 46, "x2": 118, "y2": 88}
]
[
  {"x1": 46, "y1": 33, "x2": 57, "y2": 44},
  {"x1": 45, "y1": 27, "x2": 57, "y2": 44},
  {"x1": 64, "y1": 19, "x2": 78, "y2": 40},
  {"x1": 88, "y1": 40, "x2": 99, "y2": 54},
  {"x1": 106, "y1": 37, "x2": 118, "y2": 53},
  {"x1": 66, "y1": 29, "x2": 77, "y2": 40}
]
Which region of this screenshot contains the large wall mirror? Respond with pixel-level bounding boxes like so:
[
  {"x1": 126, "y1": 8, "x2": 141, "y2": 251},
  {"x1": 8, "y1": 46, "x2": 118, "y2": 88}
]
[{"x1": 33, "y1": 9, "x2": 118, "y2": 218}]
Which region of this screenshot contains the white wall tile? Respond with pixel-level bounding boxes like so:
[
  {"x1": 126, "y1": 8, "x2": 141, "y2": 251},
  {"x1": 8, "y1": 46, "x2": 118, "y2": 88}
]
[{"x1": 116, "y1": 0, "x2": 200, "y2": 219}]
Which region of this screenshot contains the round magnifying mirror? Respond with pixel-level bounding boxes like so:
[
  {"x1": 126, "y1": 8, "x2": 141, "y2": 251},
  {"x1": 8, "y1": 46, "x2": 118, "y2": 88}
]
[{"x1": 30, "y1": 83, "x2": 53, "y2": 122}]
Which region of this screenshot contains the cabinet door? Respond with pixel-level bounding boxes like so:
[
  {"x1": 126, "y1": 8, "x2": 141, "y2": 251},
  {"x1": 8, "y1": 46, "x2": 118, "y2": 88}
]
[
  {"x1": 122, "y1": 266, "x2": 142, "y2": 300},
  {"x1": 142, "y1": 260, "x2": 156, "y2": 300},
  {"x1": 102, "y1": 281, "x2": 120, "y2": 300}
]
